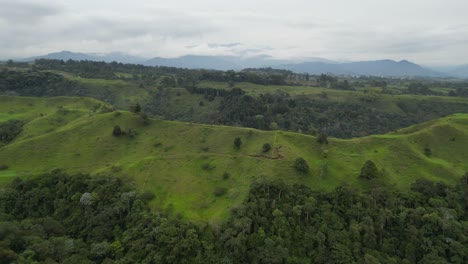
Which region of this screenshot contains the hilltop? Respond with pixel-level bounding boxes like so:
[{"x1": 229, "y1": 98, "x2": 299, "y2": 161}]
[{"x1": 1, "y1": 96, "x2": 467, "y2": 223}]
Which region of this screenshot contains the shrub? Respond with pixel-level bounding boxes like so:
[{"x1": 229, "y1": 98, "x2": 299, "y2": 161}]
[
  {"x1": 0, "y1": 165, "x2": 8, "y2": 170},
  {"x1": 234, "y1": 137, "x2": 242, "y2": 149},
  {"x1": 130, "y1": 103, "x2": 141, "y2": 113},
  {"x1": 138, "y1": 191, "x2": 155, "y2": 202},
  {"x1": 262, "y1": 143, "x2": 272, "y2": 153},
  {"x1": 424, "y1": 146, "x2": 432, "y2": 157},
  {"x1": 294, "y1": 158, "x2": 310, "y2": 174},
  {"x1": 222, "y1": 172, "x2": 230, "y2": 180},
  {"x1": 127, "y1": 129, "x2": 137, "y2": 138},
  {"x1": 112, "y1": 125, "x2": 122, "y2": 136},
  {"x1": 0, "y1": 119, "x2": 24, "y2": 143},
  {"x1": 317, "y1": 133, "x2": 328, "y2": 145},
  {"x1": 359, "y1": 160, "x2": 379, "y2": 179},
  {"x1": 214, "y1": 187, "x2": 227, "y2": 197},
  {"x1": 202, "y1": 163, "x2": 215, "y2": 171}
]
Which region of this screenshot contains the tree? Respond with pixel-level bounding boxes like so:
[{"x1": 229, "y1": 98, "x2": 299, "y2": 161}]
[
  {"x1": 234, "y1": 137, "x2": 242, "y2": 150},
  {"x1": 139, "y1": 112, "x2": 149, "y2": 125},
  {"x1": 317, "y1": 133, "x2": 328, "y2": 145},
  {"x1": 131, "y1": 103, "x2": 141, "y2": 114},
  {"x1": 359, "y1": 160, "x2": 379, "y2": 179},
  {"x1": 294, "y1": 158, "x2": 310, "y2": 174},
  {"x1": 424, "y1": 146, "x2": 432, "y2": 157},
  {"x1": 262, "y1": 143, "x2": 271, "y2": 153},
  {"x1": 112, "y1": 125, "x2": 122, "y2": 136}
]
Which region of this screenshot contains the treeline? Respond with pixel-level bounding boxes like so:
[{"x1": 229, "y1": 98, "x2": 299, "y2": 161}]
[
  {"x1": 180, "y1": 87, "x2": 468, "y2": 138},
  {"x1": 32, "y1": 59, "x2": 290, "y2": 86},
  {"x1": 0, "y1": 69, "x2": 84, "y2": 97},
  {"x1": 1, "y1": 171, "x2": 467, "y2": 263}
]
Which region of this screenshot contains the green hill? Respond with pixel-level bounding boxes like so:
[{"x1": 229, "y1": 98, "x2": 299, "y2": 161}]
[{"x1": 1, "y1": 96, "x2": 467, "y2": 223}]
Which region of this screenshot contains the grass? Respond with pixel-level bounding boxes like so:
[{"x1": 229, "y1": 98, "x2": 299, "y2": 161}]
[{"x1": 1, "y1": 96, "x2": 468, "y2": 224}]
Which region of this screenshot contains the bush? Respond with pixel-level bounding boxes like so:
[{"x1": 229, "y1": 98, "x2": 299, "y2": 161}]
[
  {"x1": 234, "y1": 137, "x2": 242, "y2": 149},
  {"x1": 214, "y1": 187, "x2": 227, "y2": 197},
  {"x1": 317, "y1": 133, "x2": 328, "y2": 145},
  {"x1": 0, "y1": 165, "x2": 8, "y2": 170},
  {"x1": 0, "y1": 120, "x2": 24, "y2": 143},
  {"x1": 359, "y1": 160, "x2": 379, "y2": 179},
  {"x1": 130, "y1": 103, "x2": 141, "y2": 113},
  {"x1": 138, "y1": 190, "x2": 155, "y2": 202},
  {"x1": 202, "y1": 163, "x2": 215, "y2": 171},
  {"x1": 127, "y1": 129, "x2": 137, "y2": 138},
  {"x1": 112, "y1": 125, "x2": 122, "y2": 136},
  {"x1": 294, "y1": 158, "x2": 310, "y2": 174},
  {"x1": 222, "y1": 172, "x2": 230, "y2": 180},
  {"x1": 262, "y1": 143, "x2": 272, "y2": 153},
  {"x1": 424, "y1": 146, "x2": 432, "y2": 157}
]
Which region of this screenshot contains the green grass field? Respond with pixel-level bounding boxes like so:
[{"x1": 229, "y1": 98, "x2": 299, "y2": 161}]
[{"x1": 1, "y1": 96, "x2": 468, "y2": 224}]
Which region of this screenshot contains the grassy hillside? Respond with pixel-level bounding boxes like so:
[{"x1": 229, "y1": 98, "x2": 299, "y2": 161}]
[{"x1": 1, "y1": 96, "x2": 467, "y2": 224}]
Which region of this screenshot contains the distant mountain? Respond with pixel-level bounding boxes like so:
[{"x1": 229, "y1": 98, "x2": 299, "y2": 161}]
[
  {"x1": 276, "y1": 60, "x2": 443, "y2": 77},
  {"x1": 449, "y1": 65, "x2": 468, "y2": 78},
  {"x1": 19, "y1": 51, "x2": 452, "y2": 77},
  {"x1": 143, "y1": 55, "x2": 295, "y2": 70},
  {"x1": 22, "y1": 51, "x2": 145, "y2": 64},
  {"x1": 144, "y1": 55, "x2": 241, "y2": 70}
]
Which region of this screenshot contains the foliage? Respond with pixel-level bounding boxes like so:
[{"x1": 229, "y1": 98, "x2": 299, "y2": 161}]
[
  {"x1": 234, "y1": 137, "x2": 242, "y2": 149},
  {"x1": 222, "y1": 172, "x2": 230, "y2": 180},
  {"x1": 359, "y1": 160, "x2": 379, "y2": 179},
  {"x1": 130, "y1": 103, "x2": 141, "y2": 114},
  {"x1": 214, "y1": 187, "x2": 227, "y2": 197},
  {"x1": 0, "y1": 119, "x2": 23, "y2": 143},
  {"x1": 112, "y1": 125, "x2": 122, "y2": 136},
  {"x1": 424, "y1": 146, "x2": 432, "y2": 157},
  {"x1": 317, "y1": 132, "x2": 328, "y2": 145},
  {"x1": 262, "y1": 143, "x2": 272, "y2": 153},
  {"x1": 294, "y1": 158, "x2": 310, "y2": 174},
  {"x1": 1, "y1": 172, "x2": 468, "y2": 263}
]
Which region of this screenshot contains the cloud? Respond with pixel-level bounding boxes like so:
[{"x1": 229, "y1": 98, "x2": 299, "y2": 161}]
[
  {"x1": 0, "y1": 0, "x2": 468, "y2": 65},
  {"x1": 0, "y1": 0, "x2": 62, "y2": 24}
]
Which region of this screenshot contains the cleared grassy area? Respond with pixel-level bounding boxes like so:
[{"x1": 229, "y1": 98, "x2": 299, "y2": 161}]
[{"x1": 1, "y1": 96, "x2": 468, "y2": 224}]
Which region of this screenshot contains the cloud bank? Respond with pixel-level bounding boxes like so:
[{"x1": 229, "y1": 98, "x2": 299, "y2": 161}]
[{"x1": 1, "y1": 0, "x2": 467, "y2": 65}]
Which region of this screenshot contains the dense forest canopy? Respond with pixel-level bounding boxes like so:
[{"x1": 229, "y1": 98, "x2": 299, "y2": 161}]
[{"x1": 1, "y1": 171, "x2": 467, "y2": 263}]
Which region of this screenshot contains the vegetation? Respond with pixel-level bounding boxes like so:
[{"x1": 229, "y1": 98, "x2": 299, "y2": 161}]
[
  {"x1": 1, "y1": 59, "x2": 468, "y2": 262},
  {"x1": 1, "y1": 96, "x2": 468, "y2": 221},
  {"x1": 234, "y1": 137, "x2": 242, "y2": 149},
  {"x1": 262, "y1": 143, "x2": 272, "y2": 152},
  {"x1": 359, "y1": 160, "x2": 380, "y2": 179},
  {"x1": 1, "y1": 171, "x2": 468, "y2": 263},
  {"x1": 3, "y1": 61, "x2": 468, "y2": 139},
  {"x1": 0, "y1": 119, "x2": 23, "y2": 144},
  {"x1": 294, "y1": 158, "x2": 310, "y2": 174},
  {"x1": 112, "y1": 125, "x2": 122, "y2": 136}
]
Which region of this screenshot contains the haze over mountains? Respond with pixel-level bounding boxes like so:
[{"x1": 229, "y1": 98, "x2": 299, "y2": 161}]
[{"x1": 19, "y1": 51, "x2": 468, "y2": 78}]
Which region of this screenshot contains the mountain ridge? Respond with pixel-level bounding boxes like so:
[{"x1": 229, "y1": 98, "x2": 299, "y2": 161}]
[{"x1": 16, "y1": 50, "x2": 467, "y2": 77}]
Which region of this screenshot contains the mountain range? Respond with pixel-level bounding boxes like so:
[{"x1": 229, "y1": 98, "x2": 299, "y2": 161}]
[{"x1": 16, "y1": 50, "x2": 468, "y2": 78}]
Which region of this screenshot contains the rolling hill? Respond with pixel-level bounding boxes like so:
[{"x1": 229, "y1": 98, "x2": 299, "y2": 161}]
[{"x1": 1, "y1": 96, "x2": 467, "y2": 223}]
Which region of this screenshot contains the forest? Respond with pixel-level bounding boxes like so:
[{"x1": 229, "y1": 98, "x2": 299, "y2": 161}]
[
  {"x1": 3, "y1": 64, "x2": 468, "y2": 138},
  {"x1": 1, "y1": 171, "x2": 467, "y2": 263}
]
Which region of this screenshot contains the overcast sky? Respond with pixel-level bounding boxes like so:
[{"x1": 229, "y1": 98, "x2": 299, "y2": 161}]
[{"x1": 1, "y1": 0, "x2": 467, "y2": 65}]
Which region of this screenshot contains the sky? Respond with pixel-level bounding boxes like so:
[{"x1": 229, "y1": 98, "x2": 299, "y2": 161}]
[{"x1": 1, "y1": 0, "x2": 468, "y2": 65}]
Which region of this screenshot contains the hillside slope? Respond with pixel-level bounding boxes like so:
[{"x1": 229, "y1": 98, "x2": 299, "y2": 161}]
[{"x1": 0, "y1": 96, "x2": 467, "y2": 223}]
